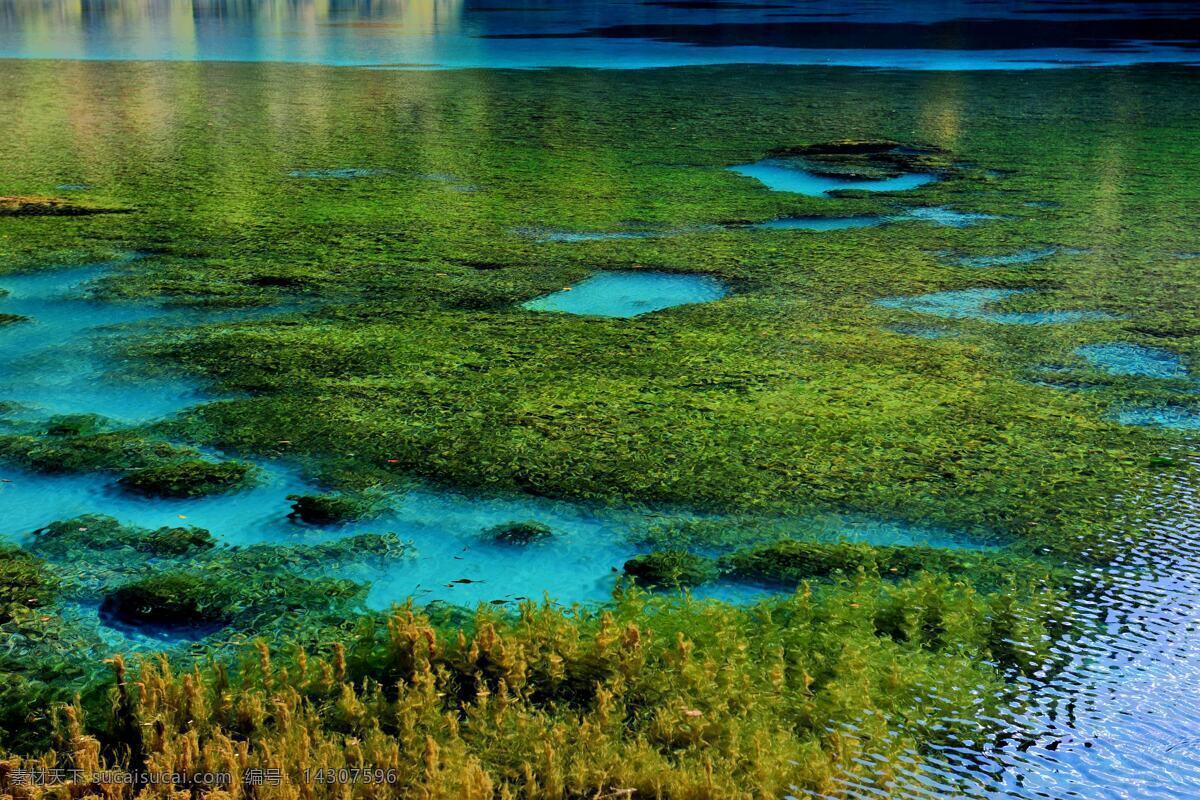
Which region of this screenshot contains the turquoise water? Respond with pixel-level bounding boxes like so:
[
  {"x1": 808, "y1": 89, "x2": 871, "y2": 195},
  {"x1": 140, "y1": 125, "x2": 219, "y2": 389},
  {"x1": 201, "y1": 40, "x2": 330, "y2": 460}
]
[
  {"x1": 1112, "y1": 407, "x2": 1200, "y2": 429},
  {"x1": 876, "y1": 287, "x2": 1114, "y2": 325},
  {"x1": 5, "y1": 1, "x2": 1199, "y2": 71},
  {"x1": 288, "y1": 168, "x2": 391, "y2": 179},
  {"x1": 0, "y1": 260, "x2": 210, "y2": 423},
  {"x1": 522, "y1": 270, "x2": 728, "y2": 318},
  {"x1": 750, "y1": 216, "x2": 886, "y2": 231},
  {"x1": 1075, "y1": 343, "x2": 1188, "y2": 379},
  {"x1": 0, "y1": 262, "x2": 998, "y2": 615},
  {"x1": 729, "y1": 159, "x2": 937, "y2": 197},
  {"x1": 952, "y1": 246, "x2": 1084, "y2": 268},
  {"x1": 895, "y1": 207, "x2": 1004, "y2": 227}
]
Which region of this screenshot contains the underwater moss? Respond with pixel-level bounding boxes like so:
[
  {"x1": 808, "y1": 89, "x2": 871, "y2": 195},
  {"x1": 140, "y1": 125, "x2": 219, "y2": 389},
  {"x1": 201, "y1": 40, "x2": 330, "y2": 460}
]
[
  {"x1": 287, "y1": 490, "x2": 387, "y2": 524},
  {"x1": 0, "y1": 431, "x2": 196, "y2": 474},
  {"x1": 623, "y1": 550, "x2": 716, "y2": 588},
  {"x1": 0, "y1": 546, "x2": 54, "y2": 621},
  {"x1": 100, "y1": 567, "x2": 366, "y2": 631},
  {"x1": 30, "y1": 514, "x2": 216, "y2": 558},
  {"x1": 0, "y1": 195, "x2": 130, "y2": 216},
  {"x1": 118, "y1": 459, "x2": 255, "y2": 497},
  {"x1": 100, "y1": 572, "x2": 232, "y2": 628},
  {"x1": 43, "y1": 413, "x2": 107, "y2": 438},
  {"x1": 485, "y1": 519, "x2": 553, "y2": 544}
]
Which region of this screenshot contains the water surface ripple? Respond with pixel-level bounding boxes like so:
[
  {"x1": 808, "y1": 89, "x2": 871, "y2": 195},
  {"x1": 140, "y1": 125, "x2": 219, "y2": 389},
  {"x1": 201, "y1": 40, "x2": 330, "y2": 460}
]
[{"x1": 826, "y1": 453, "x2": 1200, "y2": 799}]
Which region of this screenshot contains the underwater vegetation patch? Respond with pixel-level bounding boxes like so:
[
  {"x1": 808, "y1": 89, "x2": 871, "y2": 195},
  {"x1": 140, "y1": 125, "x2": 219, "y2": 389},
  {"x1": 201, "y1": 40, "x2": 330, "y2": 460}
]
[
  {"x1": 885, "y1": 323, "x2": 956, "y2": 339},
  {"x1": 0, "y1": 195, "x2": 130, "y2": 216},
  {"x1": 287, "y1": 167, "x2": 392, "y2": 179},
  {"x1": 485, "y1": 519, "x2": 554, "y2": 544},
  {"x1": 117, "y1": 459, "x2": 257, "y2": 498},
  {"x1": 287, "y1": 490, "x2": 390, "y2": 524}
]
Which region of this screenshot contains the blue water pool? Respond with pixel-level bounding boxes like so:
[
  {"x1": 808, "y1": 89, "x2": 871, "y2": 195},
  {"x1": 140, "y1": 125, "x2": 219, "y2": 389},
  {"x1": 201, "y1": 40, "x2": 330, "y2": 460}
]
[
  {"x1": 729, "y1": 159, "x2": 937, "y2": 197},
  {"x1": 522, "y1": 270, "x2": 728, "y2": 318},
  {"x1": 750, "y1": 216, "x2": 887, "y2": 231}
]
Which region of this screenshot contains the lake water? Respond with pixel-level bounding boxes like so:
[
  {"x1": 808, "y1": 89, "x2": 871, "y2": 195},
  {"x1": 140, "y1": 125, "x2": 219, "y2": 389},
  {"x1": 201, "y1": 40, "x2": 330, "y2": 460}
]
[
  {"x1": 3, "y1": 0, "x2": 1200, "y2": 70},
  {"x1": 521, "y1": 270, "x2": 728, "y2": 318},
  {"x1": 4, "y1": 3, "x2": 1200, "y2": 798}
]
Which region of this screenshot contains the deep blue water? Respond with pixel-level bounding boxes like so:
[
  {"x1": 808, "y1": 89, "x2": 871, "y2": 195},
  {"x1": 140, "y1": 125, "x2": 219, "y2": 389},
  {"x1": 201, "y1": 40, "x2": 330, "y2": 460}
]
[{"x1": 2, "y1": 0, "x2": 1200, "y2": 70}]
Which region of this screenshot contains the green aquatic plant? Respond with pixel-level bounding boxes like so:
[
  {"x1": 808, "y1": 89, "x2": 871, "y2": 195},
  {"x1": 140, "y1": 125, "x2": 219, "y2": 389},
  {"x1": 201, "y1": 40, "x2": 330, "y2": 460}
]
[
  {"x1": 623, "y1": 550, "x2": 716, "y2": 588},
  {"x1": 100, "y1": 571, "x2": 233, "y2": 628},
  {"x1": 485, "y1": 519, "x2": 553, "y2": 544},
  {"x1": 42, "y1": 413, "x2": 107, "y2": 438},
  {"x1": 0, "y1": 195, "x2": 130, "y2": 216},
  {"x1": 29, "y1": 515, "x2": 215, "y2": 559},
  {"x1": 0, "y1": 546, "x2": 53, "y2": 622},
  {"x1": 0, "y1": 431, "x2": 195, "y2": 474},
  {"x1": 100, "y1": 567, "x2": 367, "y2": 631},
  {"x1": 117, "y1": 459, "x2": 256, "y2": 497}
]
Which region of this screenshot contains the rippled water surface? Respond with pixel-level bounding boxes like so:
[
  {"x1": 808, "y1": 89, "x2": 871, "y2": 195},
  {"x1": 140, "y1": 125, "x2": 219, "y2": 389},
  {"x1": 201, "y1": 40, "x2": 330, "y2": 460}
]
[{"x1": 827, "y1": 455, "x2": 1200, "y2": 800}]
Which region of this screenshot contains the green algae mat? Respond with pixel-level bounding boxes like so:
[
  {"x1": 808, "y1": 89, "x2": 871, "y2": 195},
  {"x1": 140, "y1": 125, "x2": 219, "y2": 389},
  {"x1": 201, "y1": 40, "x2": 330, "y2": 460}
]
[{"x1": 2, "y1": 60, "x2": 1200, "y2": 797}]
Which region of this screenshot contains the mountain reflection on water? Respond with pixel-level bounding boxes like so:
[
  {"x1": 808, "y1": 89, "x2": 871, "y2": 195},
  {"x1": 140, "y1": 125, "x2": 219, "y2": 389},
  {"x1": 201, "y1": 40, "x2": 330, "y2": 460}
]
[{"x1": 1, "y1": 0, "x2": 1200, "y2": 69}]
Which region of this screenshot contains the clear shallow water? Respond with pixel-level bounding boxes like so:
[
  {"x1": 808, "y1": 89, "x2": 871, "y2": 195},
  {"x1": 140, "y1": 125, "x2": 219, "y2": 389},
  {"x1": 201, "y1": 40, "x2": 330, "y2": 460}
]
[
  {"x1": 1075, "y1": 343, "x2": 1189, "y2": 379},
  {"x1": 749, "y1": 215, "x2": 886, "y2": 231},
  {"x1": 1112, "y1": 407, "x2": 1200, "y2": 430},
  {"x1": 2, "y1": 0, "x2": 1200, "y2": 70},
  {"x1": 729, "y1": 159, "x2": 937, "y2": 197},
  {"x1": 876, "y1": 287, "x2": 1114, "y2": 326},
  {"x1": 0, "y1": 259, "x2": 210, "y2": 423},
  {"x1": 951, "y1": 246, "x2": 1084, "y2": 269},
  {"x1": 896, "y1": 207, "x2": 1005, "y2": 228},
  {"x1": 0, "y1": 262, "x2": 994, "y2": 615},
  {"x1": 522, "y1": 270, "x2": 728, "y2": 317}
]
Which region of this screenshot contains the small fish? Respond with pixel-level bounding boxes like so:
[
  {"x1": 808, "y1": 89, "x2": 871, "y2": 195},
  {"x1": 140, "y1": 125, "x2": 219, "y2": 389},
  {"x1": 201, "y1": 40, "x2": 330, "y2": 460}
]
[
  {"x1": 450, "y1": 578, "x2": 482, "y2": 584},
  {"x1": 489, "y1": 599, "x2": 507, "y2": 605}
]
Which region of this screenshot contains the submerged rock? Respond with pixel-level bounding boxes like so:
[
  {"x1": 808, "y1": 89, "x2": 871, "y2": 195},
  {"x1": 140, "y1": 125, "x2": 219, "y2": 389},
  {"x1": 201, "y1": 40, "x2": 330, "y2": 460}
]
[
  {"x1": 486, "y1": 520, "x2": 553, "y2": 545},
  {"x1": 30, "y1": 514, "x2": 216, "y2": 558}
]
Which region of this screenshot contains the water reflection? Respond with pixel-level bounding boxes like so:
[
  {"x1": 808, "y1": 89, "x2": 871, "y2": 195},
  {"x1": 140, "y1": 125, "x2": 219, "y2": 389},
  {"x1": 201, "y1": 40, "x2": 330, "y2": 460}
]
[{"x1": 2, "y1": 0, "x2": 1200, "y2": 69}]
